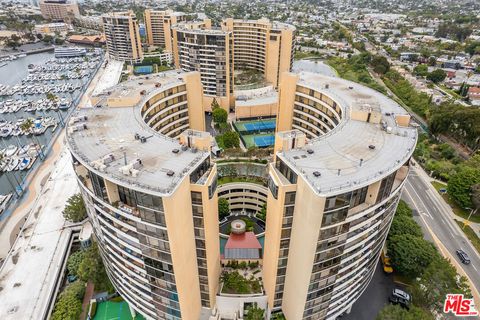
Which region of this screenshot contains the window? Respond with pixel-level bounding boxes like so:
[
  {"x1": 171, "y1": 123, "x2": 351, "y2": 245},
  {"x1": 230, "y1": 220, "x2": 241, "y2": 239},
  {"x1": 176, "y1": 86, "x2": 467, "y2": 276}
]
[
  {"x1": 377, "y1": 172, "x2": 396, "y2": 203},
  {"x1": 275, "y1": 158, "x2": 297, "y2": 184},
  {"x1": 268, "y1": 176, "x2": 278, "y2": 199}
]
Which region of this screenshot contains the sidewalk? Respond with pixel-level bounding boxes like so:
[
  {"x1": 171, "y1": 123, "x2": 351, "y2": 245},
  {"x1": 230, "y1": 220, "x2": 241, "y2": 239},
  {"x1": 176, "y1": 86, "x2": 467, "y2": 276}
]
[{"x1": 80, "y1": 281, "x2": 95, "y2": 320}]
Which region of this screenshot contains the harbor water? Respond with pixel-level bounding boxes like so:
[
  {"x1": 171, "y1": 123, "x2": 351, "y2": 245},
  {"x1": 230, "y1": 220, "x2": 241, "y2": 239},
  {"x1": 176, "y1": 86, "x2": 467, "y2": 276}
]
[
  {"x1": 0, "y1": 50, "x2": 103, "y2": 214},
  {"x1": 0, "y1": 52, "x2": 53, "y2": 86}
]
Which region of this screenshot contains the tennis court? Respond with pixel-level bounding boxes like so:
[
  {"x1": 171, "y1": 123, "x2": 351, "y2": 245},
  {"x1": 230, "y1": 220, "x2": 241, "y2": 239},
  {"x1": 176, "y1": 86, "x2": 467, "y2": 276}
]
[
  {"x1": 234, "y1": 119, "x2": 276, "y2": 133},
  {"x1": 133, "y1": 65, "x2": 153, "y2": 75},
  {"x1": 93, "y1": 301, "x2": 145, "y2": 320},
  {"x1": 241, "y1": 134, "x2": 275, "y2": 148},
  {"x1": 254, "y1": 135, "x2": 275, "y2": 147}
]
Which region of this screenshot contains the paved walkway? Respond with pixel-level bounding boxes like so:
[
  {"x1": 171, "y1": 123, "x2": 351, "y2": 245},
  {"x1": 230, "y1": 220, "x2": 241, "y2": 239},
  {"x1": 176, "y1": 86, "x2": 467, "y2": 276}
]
[
  {"x1": 80, "y1": 281, "x2": 95, "y2": 320},
  {"x1": 0, "y1": 55, "x2": 110, "y2": 260}
]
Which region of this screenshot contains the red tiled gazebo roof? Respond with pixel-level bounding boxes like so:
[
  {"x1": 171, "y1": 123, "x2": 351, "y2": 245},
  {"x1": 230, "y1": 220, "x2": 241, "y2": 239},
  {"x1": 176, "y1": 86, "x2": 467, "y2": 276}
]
[{"x1": 225, "y1": 232, "x2": 262, "y2": 249}]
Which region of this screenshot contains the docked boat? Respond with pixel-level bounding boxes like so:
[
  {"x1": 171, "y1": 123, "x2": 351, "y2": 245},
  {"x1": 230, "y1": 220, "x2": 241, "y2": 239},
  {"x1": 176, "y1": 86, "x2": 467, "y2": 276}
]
[
  {"x1": 4, "y1": 145, "x2": 18, "y2": 157},
  {"x1": 18, "y1": 157, "x2": 31, "y2": 171},
  {"x1": 6, "y1": 158, "x2": 20, "y2": 171},
  {"x1": 0, "y1": 193, "x2": 13, "y2": 215}
]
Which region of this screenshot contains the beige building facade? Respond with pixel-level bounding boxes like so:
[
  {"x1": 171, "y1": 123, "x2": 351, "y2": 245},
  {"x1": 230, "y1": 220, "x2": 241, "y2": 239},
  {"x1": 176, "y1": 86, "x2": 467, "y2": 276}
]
[
  {"x1": 102, "y1": 11, "x2": 143, "y2": 63},
  {"x1": 39, "y1": 0, "x2": 80, "y2": 22},
  {"x1": 222, "y1": 18, "x2": 295, "y2": 88},
  {"x1": 68, "y1": 65, "x2": 416, "y2": 319},
  {"x1": 172, "y1": 20, "x2": 234, "y2": 111},
  {"x1": 144, "y1": 9, "x2": 186, "y2": 52}
]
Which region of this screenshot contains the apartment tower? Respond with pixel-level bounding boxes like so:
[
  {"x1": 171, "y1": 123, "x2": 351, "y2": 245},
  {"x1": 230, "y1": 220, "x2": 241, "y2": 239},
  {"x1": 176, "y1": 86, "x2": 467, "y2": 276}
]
[
  {"x1": 262, "y1": 72, "x2": 416, "y2": 319},
  {"x1": 68, "y1": 30, "x2": 416, "y2": 320},
  {"x1": 39, "y1": 0, "x2": 80, "y2": 22},
  {"x1": 102, "y1": 11, "x2": 143, "y2": 63},
  {"x1": 222, "y1": 18, "x2": 295, "y2": 88},
  {"x1": 144, "y1": 9, "x2": 186, "y2": 52},
  {"x1": 172, "y1": 20, "x2": 234, "y2": 111},
  {"x1": 68, "y1": 71, "x2": 220, "y2": 320}
]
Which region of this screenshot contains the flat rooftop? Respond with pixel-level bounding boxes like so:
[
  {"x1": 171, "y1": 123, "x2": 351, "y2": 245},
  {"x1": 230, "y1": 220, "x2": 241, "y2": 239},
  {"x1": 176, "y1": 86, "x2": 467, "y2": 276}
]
[
  {"x1": 67, "y1": 71, "x2": 209, "y2": 197},
  {"x1": 0, "y1": 151, "x2": 79, "y2": 320},
  {"x1": 277, "y1": 72, "x2": 417, "y2": 196}
]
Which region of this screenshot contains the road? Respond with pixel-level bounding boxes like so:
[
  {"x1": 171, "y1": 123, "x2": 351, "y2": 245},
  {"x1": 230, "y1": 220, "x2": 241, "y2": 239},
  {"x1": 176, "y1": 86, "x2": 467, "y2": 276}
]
[
  {"x1": 402, "y1": 164, "x2": 480, "y2": 307},
  {"x1": 341, "y1": 262, "x2": 394, "y2": 320}
]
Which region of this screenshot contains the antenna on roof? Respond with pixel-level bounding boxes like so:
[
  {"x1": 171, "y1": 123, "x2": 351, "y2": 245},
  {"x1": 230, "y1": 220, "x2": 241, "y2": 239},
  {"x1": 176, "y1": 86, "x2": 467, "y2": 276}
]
[{"x1": 123, "y1": 151, "x2": 127, "y2": 165}]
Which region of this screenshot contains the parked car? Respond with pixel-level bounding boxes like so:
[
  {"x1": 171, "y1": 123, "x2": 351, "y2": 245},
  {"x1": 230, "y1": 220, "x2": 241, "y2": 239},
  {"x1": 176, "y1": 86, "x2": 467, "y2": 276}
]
[
  {"x1": 389, "y1": 288, "x2": 411, "y2": 309},
  {"x1": 456, "y1": 249, "x2": 471, "y2": 265}
]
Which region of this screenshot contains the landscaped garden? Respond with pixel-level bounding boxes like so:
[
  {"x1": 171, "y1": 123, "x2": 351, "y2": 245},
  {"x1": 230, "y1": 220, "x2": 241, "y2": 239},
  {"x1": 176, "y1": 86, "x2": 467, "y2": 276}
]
[{"x1": 220, "y1": 269, "x2": 262, "y2": 295}]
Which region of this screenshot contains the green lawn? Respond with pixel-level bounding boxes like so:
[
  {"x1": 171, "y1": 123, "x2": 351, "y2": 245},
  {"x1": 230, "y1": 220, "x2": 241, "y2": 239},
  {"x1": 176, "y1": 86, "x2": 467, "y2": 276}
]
[
  {"x1": 93, "y1": 301, "x2": 145, "y2": 320},
  {"x1": 430, "y1": 181, "x2": 480, "y2": 223},
  {"x1": 454, "y1": 221, "x2": 480, "y2": 255}
]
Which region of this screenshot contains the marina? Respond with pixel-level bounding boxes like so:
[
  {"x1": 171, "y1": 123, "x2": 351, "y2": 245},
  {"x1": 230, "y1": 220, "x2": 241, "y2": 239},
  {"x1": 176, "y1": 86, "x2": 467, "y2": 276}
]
[{"x1": 0, "y1": 48, "x2": 104, "y2": 210}]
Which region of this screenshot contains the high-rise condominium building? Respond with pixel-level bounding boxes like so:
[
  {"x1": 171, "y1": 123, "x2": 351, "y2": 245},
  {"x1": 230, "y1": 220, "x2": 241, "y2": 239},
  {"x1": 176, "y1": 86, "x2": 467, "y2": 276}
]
[
  {"x1": 67, "y1": 71, "x2": 220, "y2": 320},
  {"x1": 102, "y1": 11, "x2": 143, "y2": 63},
  {"x1": 68, "y1": 71, "x2": 416, "y2": 319},
  {"x1": 262, "y1": 72, "x2": 416, "y2": 319},
  {"x1": 144, "y1": 9, "x2": 186, "y2": 52},
  {"x1": 172, "y1": 20, "x2": 234, "y2": 110},
  {"x1": 39, "y1": 0, "x2": 80, "y2": 22},
  {"x1": 222, "y1": 18, "x2": 295, "y2": 88}
]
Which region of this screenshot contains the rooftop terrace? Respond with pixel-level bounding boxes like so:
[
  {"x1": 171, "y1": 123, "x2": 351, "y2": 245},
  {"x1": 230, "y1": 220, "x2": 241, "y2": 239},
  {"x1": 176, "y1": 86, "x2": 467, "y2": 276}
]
[
  {"x1": 277, "y1": 72, "x2": 417, "y2": 196},
  {"x1": 67, "y1": 71, "x2": 209, "y2": 197}
]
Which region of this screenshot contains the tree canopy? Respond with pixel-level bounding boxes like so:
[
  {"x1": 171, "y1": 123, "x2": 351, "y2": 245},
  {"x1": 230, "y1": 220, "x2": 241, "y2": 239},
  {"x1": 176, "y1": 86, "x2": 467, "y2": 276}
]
[
  {"x1": 387, "y1": 234, "x2": 439, "y2": 277},
  {"x1": 426, "y1": 69, "x2": 447, "y2": 83},
  {"x1": 371, "y1": 55, "x2": 390, "y2": 75},
  {"x1": 376, "y1": 304, "x2": 433, "y2": 320},
  {"x1": 447, "y1": 165, "x2": 480, "y2": 209},
  {"x1": 51, "y1": 281, "x2": 85, "y2": 320},
  {"x1": 78, "y1": 244, "x2": 114, "y2": 293},
  {"x1": 244, "y1": 303, "x2": 265, "y2": 320},
  {"x1": 412, "y1": 257, "x2": 471, "y2": 313},
  {"x1": 67, "y1": 250, "x2": 85, "y2": 277},
  {"x1": 222, "y1": 131, "x2": 240, "y2": 148},
  {"x1": 63, "y1": 194, "x2": 86, "y2": 223},
  {"x1": 413, "y1": 64, "x2": 428, "y2": 77},
  {"x1": 218, "y1": 198, "x2": 230, "y2": 220},
  {"x1": 212, "y1": 106, "x2": 227, "y2": 124},
  {"x1": 388, "y1": 215, "x2": 423, "y2": 239}
]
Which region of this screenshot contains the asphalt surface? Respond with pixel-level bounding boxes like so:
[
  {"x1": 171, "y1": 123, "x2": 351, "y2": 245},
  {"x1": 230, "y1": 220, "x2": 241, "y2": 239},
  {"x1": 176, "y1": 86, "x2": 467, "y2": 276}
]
[
  {"x1": 402, "y1": 167, "x2": 480, "y2": 305},
  {"x1": 341, "y1": 262, "x2": 394, "y2": 320}
]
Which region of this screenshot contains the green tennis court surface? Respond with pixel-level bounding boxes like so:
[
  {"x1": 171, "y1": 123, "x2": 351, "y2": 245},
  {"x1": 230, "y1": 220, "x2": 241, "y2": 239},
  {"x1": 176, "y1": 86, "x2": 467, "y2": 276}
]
[
  {"x1": 234, "y1": 119, "x2": 276, "y2": 132},
  {"x1": 93, "y1": 301, "x2": 145, "y2": 320},
  {"x1": 242, "y1": 133, "x2": 275, "y2": 148}
]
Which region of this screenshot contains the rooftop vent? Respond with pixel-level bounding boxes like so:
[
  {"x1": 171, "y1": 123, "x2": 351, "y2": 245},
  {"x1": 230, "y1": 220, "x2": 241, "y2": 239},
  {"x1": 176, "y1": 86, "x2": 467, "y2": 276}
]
[
  {"x1": 385, "y1": 112, "x2": 391, "y2": 116},
  {"x1": 368, "y1": 145, "x2": 376, "y2": 150},
  {"x1": 306, "y1": 149, "x2": 314, "y2": 154},
  {"x1": 172, "y1": 149, "x2": 180, "y2": 154},
  {"x1": 140, "y1": 90, "x2": 146, "y2": 95},
  {"x1": 134, "y1": 133, "x2": 140, "y2": 140},
  {"x1": 325, "y1": 84, "x2": 329, "y2": 89},
  {"x1": 102, "y1": 153, "x2": 115, "y2": 164},
  {"x1": 119, "y1": 159, "x2": 142, "y2": 176},
  {"x1": 349, "y1": 86, "x2": 353, "y2": 89},
  {"x1": 313, "y1": 171, "x2": 321, "y2": 177},
  {"x1": 155, "y1": 83, "x2": 162, "y2": 87},
  {"x1": 181, "y1": 145, "x2": 188, "y2": 151},
  {"x1": 166, "y1": 170, "x2": 175, "y2": 177}
]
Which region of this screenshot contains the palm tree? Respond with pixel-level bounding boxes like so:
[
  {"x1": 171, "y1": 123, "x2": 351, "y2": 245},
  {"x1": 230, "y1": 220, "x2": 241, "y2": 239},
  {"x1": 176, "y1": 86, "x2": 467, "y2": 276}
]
[{"x1": 20, "y1": 119, "x2": 44, "y2": 159}]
